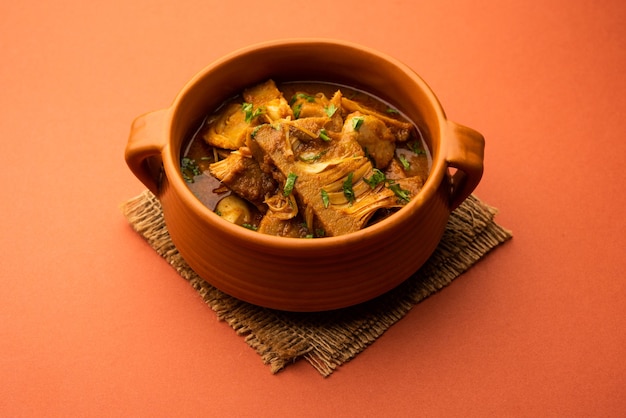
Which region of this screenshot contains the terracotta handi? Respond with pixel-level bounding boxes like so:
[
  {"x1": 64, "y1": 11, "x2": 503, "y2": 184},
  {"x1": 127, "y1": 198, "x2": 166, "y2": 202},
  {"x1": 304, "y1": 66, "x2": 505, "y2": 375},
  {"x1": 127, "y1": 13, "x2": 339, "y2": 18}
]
[{"x1": 125, "y1": 39, "x2": 484, "y2": 311}]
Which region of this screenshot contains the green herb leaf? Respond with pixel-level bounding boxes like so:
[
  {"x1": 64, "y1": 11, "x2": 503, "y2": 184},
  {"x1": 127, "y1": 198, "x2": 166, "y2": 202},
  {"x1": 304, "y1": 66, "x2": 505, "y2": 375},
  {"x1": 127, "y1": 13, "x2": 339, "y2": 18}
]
[
  {"x1": 364, "y1": 169, "x2": 387, "y2": 188},
  {"x1": 242, "y1": 102, "x2": 253, "y2": 122},
  {"x1": 181, "y1": 157, "x2": 201, "y2": 183},
  {"x1": 297, "y1": 93, "x2": 316, "y2": 102},
  {"x1": 324, "y1": 103, "x2": 337, "y2": 118},
  {"x1": 399, "y1": 154, "x2": 410, "y2": 170},
  {"x1": 352, "y1": 116, "x2": 364, "y2": 131},
  {"x1": 242, "y1": 223, "x2": 258, "y2": 231},
  {"x1": 319, "y1": 128, "x2": 331, "y2": 142},
  {"x1": 388, "y1": 182, "x2": 411, "y2": 203},
  {"x1": 250, "y1": 125, "x2": 263, "y2": 138},
  {"x1": 242, "y1": 102, "x2": 264, "y2": 123},
  {"x1": 292, "y1": 103, "x2": 302, "y2": 119},
  {"x1": 283, "y1": 173, "x2": 298, "y2": 196},
  {"x1": 321, "y1": 189, "x2": 330, "y2": 208},
  {"x1": 386, "y1": 107, "x2": 399, "y2": 114},
  {"x1": 342, "y1": 172, "x2": 356, "y2": 204},
  {"x1": 409, "y1": 141, "x2": 426, "y2": 155}
]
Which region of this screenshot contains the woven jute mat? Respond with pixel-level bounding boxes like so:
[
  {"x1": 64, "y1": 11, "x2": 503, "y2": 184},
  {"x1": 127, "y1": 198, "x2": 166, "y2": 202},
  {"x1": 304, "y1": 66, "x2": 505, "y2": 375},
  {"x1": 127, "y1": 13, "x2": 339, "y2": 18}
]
[{"x1": 121, "y1": 190, "x2": 512, "y2": 376}]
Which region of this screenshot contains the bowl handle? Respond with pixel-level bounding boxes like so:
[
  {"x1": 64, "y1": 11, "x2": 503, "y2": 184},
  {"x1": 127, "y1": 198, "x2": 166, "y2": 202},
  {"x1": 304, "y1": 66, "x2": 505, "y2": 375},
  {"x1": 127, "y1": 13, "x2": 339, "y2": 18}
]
[
  {"x1": 124, "y1": 109, "x2": 169, "y2": 194},
  {"x1": 445, "y1": 121, "x2": 485, "y2": 210}
]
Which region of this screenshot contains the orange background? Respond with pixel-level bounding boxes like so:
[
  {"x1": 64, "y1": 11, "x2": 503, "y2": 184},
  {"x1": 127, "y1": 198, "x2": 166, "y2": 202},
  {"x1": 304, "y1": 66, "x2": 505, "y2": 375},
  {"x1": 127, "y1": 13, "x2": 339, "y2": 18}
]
[{"x1": 2, "y1": 0, "x2": 625, "y2": 416}]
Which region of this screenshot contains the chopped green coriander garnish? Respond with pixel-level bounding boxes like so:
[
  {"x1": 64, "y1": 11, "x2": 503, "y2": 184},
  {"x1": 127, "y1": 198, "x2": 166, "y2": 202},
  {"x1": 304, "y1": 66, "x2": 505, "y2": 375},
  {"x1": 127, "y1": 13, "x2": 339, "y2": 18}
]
[
  {"x1": 320, "y1": 189, "x2": 330, "y2": 208},
  {"x1": 283, "y1": 173, "x2": 298, "y2": 196},
  {"x1": 352, "y1": 116, "x2": 364, "y2": 131},
  {"x1": 242, "y1": 223, "x2": 258, "y2": 231},
  {"x1": 342, "y1": 172, "x2": 356, "y2": 204},
  {"x1": 292, "y1": 103, "x2": 302, "y2": 119},
  {"x1": 319, "y1": 128, "x2": 331, "y2": 142},
  {"x1": 181, "y1": 157, "x2": 201, "y2": 183},
  {"x1": 399, "y1": 154, "x2": 410, "y2": 170},
  {"x1": 250, "y1": 125, "x2": 264, "y2": 138},
  {"x1": 409, "y1": 141, "x2": 426, "y2": 155},
  {"x1": 388, "y1": 182, "x2": 411, "y2": 203},
  {"x1": 364, "y1": 169, "x2": 386, "y2": 188},
  {"x1": 242, "y1": 102, "x2": 264, "y2": 123},
  {"x1": 324, "y1": 103, "x2": 337, "y2": 117},
  {"x1": 296, "y1": 93, "x2": 316, "y2": 102},
  {"x1": 386, "y1": 107, "x2": 399, "y2": 114},
  {"x1": 242, "y1": 102, "x2": 253, "y2": 121}
]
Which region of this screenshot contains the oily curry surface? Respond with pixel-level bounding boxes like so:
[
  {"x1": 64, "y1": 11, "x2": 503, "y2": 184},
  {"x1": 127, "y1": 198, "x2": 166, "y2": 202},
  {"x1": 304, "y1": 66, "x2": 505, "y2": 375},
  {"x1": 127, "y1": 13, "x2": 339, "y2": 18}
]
[{"x1": 181, "y1": 80, "x2": 431, "y2": 238}]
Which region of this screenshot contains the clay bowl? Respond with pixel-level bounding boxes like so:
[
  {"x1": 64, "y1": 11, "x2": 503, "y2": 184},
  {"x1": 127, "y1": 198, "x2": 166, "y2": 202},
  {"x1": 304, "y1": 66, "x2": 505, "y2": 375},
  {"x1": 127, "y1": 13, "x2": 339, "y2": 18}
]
[{"x1": 125, "y1": 39, "x2": 484, "y2": 312}]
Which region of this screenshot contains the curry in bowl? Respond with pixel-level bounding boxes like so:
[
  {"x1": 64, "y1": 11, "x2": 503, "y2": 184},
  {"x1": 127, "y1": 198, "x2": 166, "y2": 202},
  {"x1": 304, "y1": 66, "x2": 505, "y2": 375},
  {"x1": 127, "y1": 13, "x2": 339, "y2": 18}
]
[
  {"x1": 181, "y1": 79, "x2": 431, "y2": 238},
  {"x1": 125, "y1": 39, "x2": 484, "y2": 310}
]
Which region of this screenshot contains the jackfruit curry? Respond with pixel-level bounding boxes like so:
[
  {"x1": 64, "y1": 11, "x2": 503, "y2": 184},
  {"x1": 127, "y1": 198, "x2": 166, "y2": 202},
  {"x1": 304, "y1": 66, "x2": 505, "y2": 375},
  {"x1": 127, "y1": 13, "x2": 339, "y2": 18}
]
[{"x1": 181, "y1": 80, "x2": 431, "y2": 238}]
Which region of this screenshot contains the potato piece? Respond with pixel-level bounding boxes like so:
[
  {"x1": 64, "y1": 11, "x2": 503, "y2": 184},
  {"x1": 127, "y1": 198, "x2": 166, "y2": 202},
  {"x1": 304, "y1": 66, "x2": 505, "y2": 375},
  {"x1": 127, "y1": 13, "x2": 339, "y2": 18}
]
[{"x1": 215, "y1": 195, "x2": 252, "y2": 226}]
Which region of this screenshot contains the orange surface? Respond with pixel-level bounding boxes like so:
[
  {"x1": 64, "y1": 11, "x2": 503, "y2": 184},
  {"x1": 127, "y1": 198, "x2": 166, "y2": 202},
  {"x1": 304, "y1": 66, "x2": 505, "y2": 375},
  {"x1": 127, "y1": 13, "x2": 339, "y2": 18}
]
[{"x1": 1, "y1": 0, "x2": 625, "y2": 416}]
